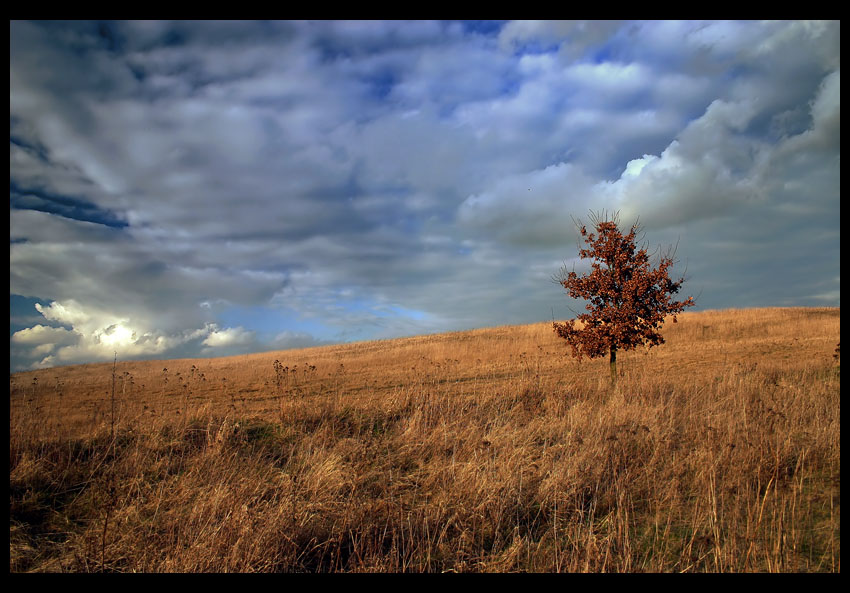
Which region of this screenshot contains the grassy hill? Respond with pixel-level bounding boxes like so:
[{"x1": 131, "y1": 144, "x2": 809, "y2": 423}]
[{"x1": 10, "y1": 307, "x2": 840, "y2": 572}]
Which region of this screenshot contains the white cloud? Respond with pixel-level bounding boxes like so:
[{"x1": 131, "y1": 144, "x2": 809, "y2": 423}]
[
  {"x1": 458, "y1": 162, "x2": 602, "y2": 246},
  {"x1": 776, "y1": 69, "x2": 840, "y2": 155},
  {"x1": 457, "y1": 61, "x2": 836, "y2": 247},
  {"x1": 12, "y1": 299, "x2": 260, "y2": 368},
  {"x1": 10, "y1": 312, "x2": 81, "y2": 370},
  {"x1": 202, "y1": 325, "x2": 254, "y2": 348},
  {"x1": 11, "y1": 324, "x2": 78, "y2": 346}
]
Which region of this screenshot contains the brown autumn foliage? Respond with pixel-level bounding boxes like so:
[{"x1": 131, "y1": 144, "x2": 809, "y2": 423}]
[{"x1": 554, "y1": 212, "x2": 694, "y2": 383}]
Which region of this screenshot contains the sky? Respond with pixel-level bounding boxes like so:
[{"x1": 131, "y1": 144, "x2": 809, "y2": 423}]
[{"x1": 10, "y1": 20, "x2": 841, "y2": 371}]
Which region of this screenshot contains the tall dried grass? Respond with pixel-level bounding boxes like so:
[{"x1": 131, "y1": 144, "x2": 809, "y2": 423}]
[{"x1": 9, "y1": 307, "x2": 840, "y2": 572}]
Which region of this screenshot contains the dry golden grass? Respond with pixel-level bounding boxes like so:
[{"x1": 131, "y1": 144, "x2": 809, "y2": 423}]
[{"x1": 9, "y1": 307, "x2": 840, "y2": 572}]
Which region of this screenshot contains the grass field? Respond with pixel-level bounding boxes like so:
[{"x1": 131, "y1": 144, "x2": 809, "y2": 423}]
[{"x1": 9, "y1": 307, "x2": 840, "y2": 572}]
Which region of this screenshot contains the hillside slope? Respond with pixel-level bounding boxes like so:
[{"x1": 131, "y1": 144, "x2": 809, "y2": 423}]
[{"x1": 10, "y1": 308, "x2": 840, "y2": 572}]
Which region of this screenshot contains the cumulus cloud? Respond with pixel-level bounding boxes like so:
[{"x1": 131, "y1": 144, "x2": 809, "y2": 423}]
[
  {"x1": 202, "y1": 326, "x2": 255, "y2": 349},
  {"x1": 459, "y1": 55, "x2": 838, "y2": 242},
  {"x1": 457, "y1": 95, "x2": 765, "y2": 245},
  {"x1": 775, "y1": 69, "x2": 840, "y2": 157},
  {"x1": 10, "y1": 299, "x2": 262, "y2": 369},
  {"x1": 11, "y1": 324, "x2": 79, "y2": 365},
  {"x1": 458, "y1": 163, "x2": 601, "y2": 246},
  {"x1": 600, "y1": 100, "x2": 770, "y2": 229},
  {"x1": 12, "y1": 324, "x2": 77, "y2": 345}
]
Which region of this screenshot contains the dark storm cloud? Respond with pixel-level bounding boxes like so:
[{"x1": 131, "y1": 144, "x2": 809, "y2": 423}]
[{"x1": 10, "y1": 181, "x2": 128, "y2": 228}]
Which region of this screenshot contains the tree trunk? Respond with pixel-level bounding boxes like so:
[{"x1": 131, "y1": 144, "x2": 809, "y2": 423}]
[{"x1": 609, "y1": 346, "x2": 617, "y2": 387}]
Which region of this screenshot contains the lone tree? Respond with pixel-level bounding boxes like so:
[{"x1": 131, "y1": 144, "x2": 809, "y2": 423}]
[{"x1": 553, "y1": 211, "x2": 694, "y2": 386}]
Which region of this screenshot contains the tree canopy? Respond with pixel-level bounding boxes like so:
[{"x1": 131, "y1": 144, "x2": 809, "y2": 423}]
[{"x1": 553, "y1": 212, "x2": 694, "y2": 383}]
